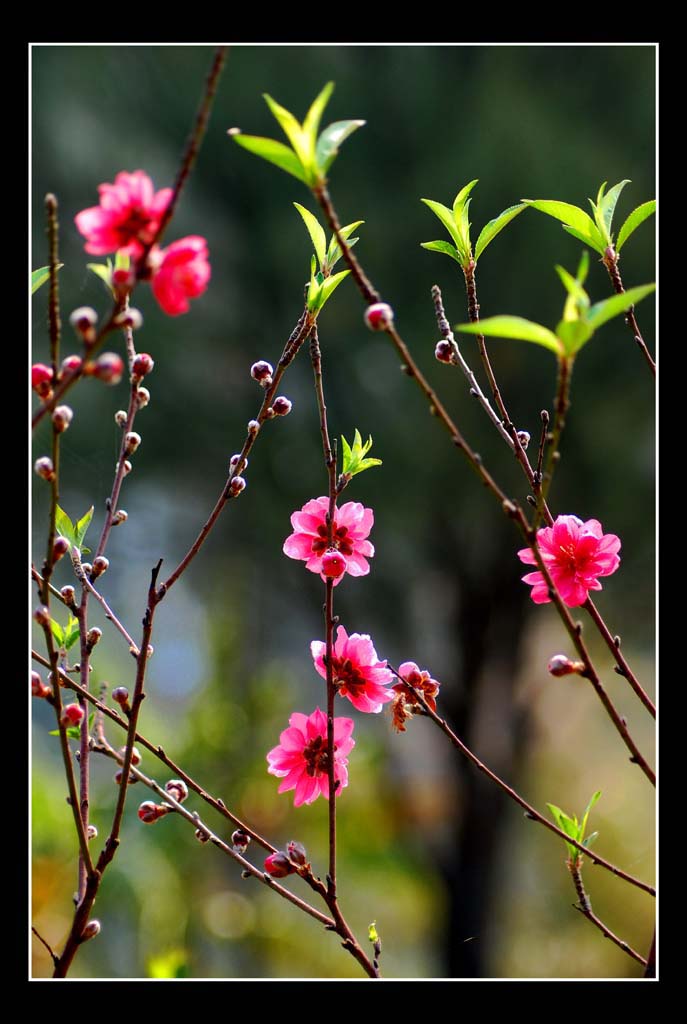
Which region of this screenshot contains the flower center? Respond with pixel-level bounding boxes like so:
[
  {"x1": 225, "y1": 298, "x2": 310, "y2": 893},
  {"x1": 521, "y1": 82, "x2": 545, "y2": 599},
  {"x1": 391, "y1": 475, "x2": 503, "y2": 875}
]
[
  {"x1": 332, "y1": 657, "x2": 366, "y2": 698},
  {"x1": 557, "y1": 543, "x2": 588, "y2": 577},
  {"x1": 311, "y1": 520, "x2": 354, "y2": 556},
  {"x1": 303, "y1": 734, "x2": 333, "y2": 776},
  {"x1": 116, "y1": 207, "x2": 155, "y2": 245}
]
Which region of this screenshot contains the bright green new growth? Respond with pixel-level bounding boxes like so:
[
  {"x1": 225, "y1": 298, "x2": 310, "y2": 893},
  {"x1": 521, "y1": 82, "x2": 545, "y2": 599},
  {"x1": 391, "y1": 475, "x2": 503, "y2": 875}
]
[
  {"x1": 524, "y1": 181, "x2": 656, "y2": 255},
  {"x1": 50, "y1": 612, "x2": 81, "y2": 652},
  {"x1": 87, "y1": 250, "x2": 131, "y2": 298},
  {"x1": 55, "y1": 504, "x2": 94, "y2": 555},
  {"x1": 50, "y1": 711, "x2": 94, "y2": 741},
  {"x1": 293, "y1": 204, "x2": 362, "y2": 314},
  {"x1": 341, "y1": 430, "x2": 382, "y2": 479},
  {"x1": 229, "y1": 82, "x2": 366, "y2": 187},
  {"x1": 547, "y1": 791, "x2": 601, "y2": 866},
  {"x1": 458, "y1": 253, "x2": 655, "y2": 358},
  {"x1": 32, "y1": 264, "x2": 63, "y2": 294},
  {"x1": 421, "y1": 180, "x2": 526, "y2": 268}
]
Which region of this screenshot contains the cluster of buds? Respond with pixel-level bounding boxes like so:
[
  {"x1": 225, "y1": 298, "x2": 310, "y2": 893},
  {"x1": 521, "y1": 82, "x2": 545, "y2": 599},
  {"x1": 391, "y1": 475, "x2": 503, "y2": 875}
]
[
  {"x1": 263, "y1": 840, "x2": 309, "y2": 878},
  {"x1": 266, "y1": 396, "x2": 292, "y2": 418},
  {"x1": 31, "y1": 671, "x2": 52, "y2": 699},
  {"x1": 389, "y1": 663, "x2": 441, "y2": 733},
  {"x1": 250, "y1": 360, "x2": 273, "y2": 387},
  {"x1": 364, "y1": 302, "x2": 394, "y2": 331},
  {"x1": 547, "y1": 654, "x2": 586, "y2": 678},
  {"x1": 69, "y1": 306, "x2": 98, "y2": 345}
]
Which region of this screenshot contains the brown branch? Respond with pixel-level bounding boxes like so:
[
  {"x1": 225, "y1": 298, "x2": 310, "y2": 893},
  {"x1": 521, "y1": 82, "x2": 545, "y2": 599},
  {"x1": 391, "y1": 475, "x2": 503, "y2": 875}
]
[
  {"x1": 32, "y1": 926, "x2": 59, "y2": 968},
  {"x1": 584, "y1": 598, "x2": 655, "y2": 718},
  {"x1": 569, "y1": 860, "x2": 648, "y2": 967},
  {"x1": 602, "y1": 248, "x2": 655, "y2": 376}
]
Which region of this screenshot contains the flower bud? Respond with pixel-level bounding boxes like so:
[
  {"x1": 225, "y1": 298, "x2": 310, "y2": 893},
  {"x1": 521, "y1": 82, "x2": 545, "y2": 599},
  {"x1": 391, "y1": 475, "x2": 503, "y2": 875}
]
[
  {"x1": 195, "y1": 828, "x2": 210, "y2": 843},
  {"x1": 321, "y1": 550, "x2": 347, "y2": 579},
  {"x1": 434, "y1": 340, "x2": 454, "y2": 364},
  {"x1": 265, "y1": 406, "x2": 276, "y2": 419},
  {"x1": 87, "y1": 824, "x2": 98, "y2": 840},
  {"x1": 112, "y1": 509, "x2": 128, "y2": 526},
  {"x1": 516, "y1": 430, "x2": 531, "y2": 450},
  {"x1": 81, "y1": 563, "x2": 93, "y2": 577},
  {"x1": 32, "y1": 671, "x2": 51, "y2": 698},
  {"x1": 124, "y1": 431, "x2": 141, "y2": 455},
  {"x1": 164, "y1": 779, "x2": 188, "y2": 803},
  {"x1": 229, "y1": 454, "x2": 248, "y2": 474},
  {"x1": 229, "y1": 476, "x2": 246, "y2": 497},
  {"x1": 250, "y1": 360, "x2": 274, "y2": 386},
  {"x1": 52, "y1": 404, "x2": 74, "y2": 433},
  {"x1": 32, "y1": 363, "x2": 54, "y2": 396},
  {"x1": 61, "y1": 354, "x2": 83, "y2": 376},
  {"x1": 264, "y1": 851, "x2": 296, "y2": 878},
  {"x1": 34, "y1": 605, "x2": 51, "y2": 627},
  {"x1": 112, "y1": 268, "x2": 135, "y2": 296},
  {"x1": 138, "y1": 801, "x2": 166, "y2": 824},
  {"x1": 93, "y1": 352, "x2": 124, "y2": 385},
  {"x1": 52, "y1": 536, "x2": 70, "y2": 562},
  {"x1": 114, "y1": 768, "x2": 137, "y2": 786},
  {"x1": 231, "y1": 829, "x2": 250, "y2": 851},
  {"x1": 118, "y1": 745, "x2": 142, "y2": 766},
  {"x1": 547, "y1": 654, "x2": 585, "y2": 678},
  {"x1": 86, "y1": 627, "x2": 102, "y2": 649},
  {"x1": 247, "y1": 419, "x2": 260, "y2": 435},
  {"x1": 112, "y1": 686, "x2": 130, "y2": 711},
  {"x1": 34, "y1": 456, "x2": 55, "y2": 481},
  {"x1": 364, "y1": 302, "x2": 394, "y2": 331},
  {"x1": 286, "y1": 840, "x2": 307, "y2": 866},
  {"x1": 136, "y1": 387, "x2": 151, "y2": 409},
  {"x1": 114, "y1": 307, "x2": 143, "y2": 330},
  {"x1": 114, "y1": 410, "x2": 128, "y2": 427},
  {"x1": 61, "y1": 703, "x2": 85, "y2": 728},
  {"x1": 271, "y1": 396, "x2": 292, "y2": 417},
  {"x1": 132, "y1": 352, "x2": 154, "y2": 378},
  {"x1": 69, "y1": 307, "x2": 98, "y2": 333},
  {"x1": 60, "y1": 585, "x2": 76, "y2": 605},
  {"x1": 91, "y1": 556, "x2": 109, "y2": 579},
  {"x1": 81, "y1": 919, "x2": 101, "y2": 941}
]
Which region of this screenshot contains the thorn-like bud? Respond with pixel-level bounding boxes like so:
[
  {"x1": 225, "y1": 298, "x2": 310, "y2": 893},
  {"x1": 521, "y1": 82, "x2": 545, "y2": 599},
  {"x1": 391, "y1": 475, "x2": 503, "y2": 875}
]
[
  {"x1": 132, "y1": 352, "x2": 154, "y2": 378},
  {"x1": 52, "y1": 404, "x2": 74, "y2": 433},
  {"x1": 321, "y1": 550, "x2": 347, "y2": 579},
  {"x1": 232, "y1": 828, "x2": 250, "y2": 851},
  {"x1": 34, "y1": 605, "x2": 51, "y2": 627},
  {"x1": 286, "y1": 840, "x2": 308, "y2": 866},
  {"x1": 60, "y1": 584, "x2": 76, "y2": 605},
  {"x1": 434, "y1": 340, "x2": 453, "y2": 364},
  {"x1": 61, "y1": 703, "x2": 85, "y2": 728},
  {"x1": 111, "y1": 509, "x2": 128, "y2": 526},
  {"x1": 165, "y1": 779, "x2": 189, "y2": 803},
  {"x1": 52, "y1": 535, "x2": 70, "y2": 562},
  {"x1": 138, "y1": 801, "x2": 168, "y2": 824},
  {"x1": 195, "y1": 828, "x2": 210, "y2": 843},
  {"x1": 250, "y1": 360, "x2": 274, "y2": 386},
  {"x1": 229, "y1": 454, "x2": 248, "y2": 474},
  {"x1": 34, "y1": 456, "x2": 55, "y2": 481},
  {"x1": 547, "y1": 654, "x2": 585, "y2": 678},
  {"x1": 61, "y1": 354, "x2": 83, "y2": 377},
  {"x1": 115, "y1": 410, "x2": 128, "y2": 427},
  {"x1": 136, "y1": 387, "x2": 151, "y2": 409},
  {"x1": 516, "y1": 430, "x2": 531, "y2": 449},
  {"x1": 247, "y1": 419, "x2": 260, "y2": 435},
  {"x1": 87, "y1": 824, "x2": 98, "y2": 840},
  {"x1": 364, "y1": 302, "x2": 394, "y2": 331},
  {"x1": 93, "y1": 352, "x2": 125, "y2": 385},
  {"x1": 114, "y1": 307, "x2": 143, "y2": 330},
  {"x1": 124, "y1": 431, "x2": 142, "y2": 455},
  {"x1": 31, "y1": 363, "x2": 54, "y2": 397},
  {"x1": 91, "y1": 555, "x2": 109, "y2": 579},
  {"x1": 69, "y1": 307, "x2": 98, "y2": 342},
  {"x1": 229, "y1": 476, "x2": 246, "y2": 497},
  {"x1": 264, "y1": 851, "x2": 296, "y2": 878},
  {"x1": 86, "y1": 627, "x2": 102, "y2": 649},
  {"x1": 81, "y1": 919, "x2": 101, "y2": 942},
  {"x1": 271, "y1": 396, "x2": 292, "y2": 417}
]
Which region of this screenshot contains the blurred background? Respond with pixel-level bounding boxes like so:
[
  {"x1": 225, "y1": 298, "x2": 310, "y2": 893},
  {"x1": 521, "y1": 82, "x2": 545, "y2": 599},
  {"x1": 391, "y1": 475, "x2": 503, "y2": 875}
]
[{"x1": 31, "y1": 44, "x2": 656, "y2": 979}]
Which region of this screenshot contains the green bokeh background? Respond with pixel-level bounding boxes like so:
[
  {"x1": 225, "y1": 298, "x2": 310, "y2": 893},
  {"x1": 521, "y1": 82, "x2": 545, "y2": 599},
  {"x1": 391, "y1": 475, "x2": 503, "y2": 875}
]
[{"x1": 31, "y1": 43, "x2": 655, "y2": 980}]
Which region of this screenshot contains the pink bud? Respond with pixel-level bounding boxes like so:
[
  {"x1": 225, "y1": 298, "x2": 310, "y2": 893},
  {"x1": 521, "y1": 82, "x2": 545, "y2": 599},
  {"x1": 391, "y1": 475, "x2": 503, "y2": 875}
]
[
  {"x1": 52, "y1": 405, "x2": 74, "y2": 432},
  {"x1": 251, "y1": 360, "x2": 274, "y2": 385},
  {"x1": 321, "y1": 550, "x2": 347, "y2": 579},
  {"x1": 164, "y1": 779, "x2": 189, "y2": 803},
  {"x1": 229, "y1": 476, "x2": 246, "y2": 497},
  {"x1": 61, "y1": 355, "x2": 83, "y2": 376},
  {"x1": 81, "y1": 919, "x2": 101, "y2": 941},
  {"x1": 91, "y1": 556, "x2": 109, "y2": 578},
  {"x1": 114, "y1": 307, "x2": 143, "y2": 330},
  {"x1": 434, "y1": 340, "x2": 453, "y2": 364},
  {"x1": 93, "y1": 352, "x2": 125, "y2": 385},
  {"x1": 34, "y1": 605, "x2": 51, "y2": 627},
  {"x1": 136, "y1": 387, "x2": 151, "y2": 409},
  {"x1": 286, "y1": 840, "x2": 307, "y2": 866},
  {"x1": 32, "y1": 363, "x2": 54, "y2": 394},
  {"x1": 138, "y1": 801, "x2": 163, "y2": 824},
  {"x1": 364, "y1": 302, "x2": 394, "y2": 331},
  {"x1": 271, "y1": 396, "x2": 292, "y2": 417},
  {"x1": 547, "y1": 654, "x2": 585, "y2": 678},
  {"x1": 195, "y1": 828, "x2": 210, "y2": 843},
  {"x1": 61, "y1": 703, "x2": 85, "y2": 728},
  {"x1": 114, "y1": 769, "x2": 137, "y2": 786},
  {"x1": 87, "y1": 824, "x2": 98, "y2": 840},
  {"x1": 124, "y1": 431, "x2": 141, "y2": 455},
  {"x1": 112, "y1": 268, "x2": 135, "y2": 295},
  {"x1": 52, "y1": 536, "x2": 70, "y2": 561},
  {"x1": 69, "y1": 307, "x2": 98, "y2": 332},
  {"x1": 112, "y1": 686, "x2": 130, "y2": 710},
  {"x1": 264, "y1": 851, "x2": 296, "y2": 878},
  {"x1": 132, "y1": 353, "x2": 154, "y2": 378},
  {"x1": 32, "y1": 671, "x2": 51, "y2": 698},
  {"x1": 60, "y1": 585, "x2": 76, "y2": 605},
  {"x1": 115, "y1": 745, "x2": 142, "y2": 766},
  {"x1": 232, "y1": 828, "x2": 250, "y2": 850},
  {"x1": 34, "y1": 456, "x2": 55, "y2": 481}
]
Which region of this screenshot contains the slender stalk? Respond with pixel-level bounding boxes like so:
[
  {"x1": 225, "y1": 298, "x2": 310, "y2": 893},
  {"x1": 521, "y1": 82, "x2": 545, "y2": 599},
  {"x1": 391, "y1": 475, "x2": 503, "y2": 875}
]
[
  {"x1": 602, "y1": 248, "x2": 655, "y2": 376},
  {"x1": 537, "y1": 354, "x2": 572, "y2": 517},
  {"x1": 568, "y1": 860, "x2": 648, "y2": 967},
  {"x1": 388, "y1": 666, "x2": 654, "y2": 897},
  {"x1": 584, "y1": 598, "x2": 655, "y2": 718},
  {"x1": 72, "y1": 556, "x2": 139, "y2": 653},
  {"x1": 644, "y1": 928, "x2": 656, "y2": 978},
  {"x1": 32, "y1": 926, "x2": 59, "y2": 968}
]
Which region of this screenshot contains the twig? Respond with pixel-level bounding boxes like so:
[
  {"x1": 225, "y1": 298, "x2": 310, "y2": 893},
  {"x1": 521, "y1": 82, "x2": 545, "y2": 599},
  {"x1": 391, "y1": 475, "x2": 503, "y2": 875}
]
[
  {"x1": 602, "y1": 248, "x2": 655, "y2": 376},
  {"x1": 71, "y1": 553, "x2": 139, "y2": 654},
  {"x1": 644, "y1": 928, "x2": 656, "y2": 978},
  {"x1": 538, "y1": 354, "x2": 572, "y2": 516},
  {"x1": 569, "y1": 860, "x2": 648, "y2": 967},
  {"x1": 584, "y1": 598, "x2": 655, "y2": 718},
  {"x1": 388, "y1": 665, "x2": 654, "y2": 897},
  {"x1": 32, "y1": 926, "x2": 59, "y2": 968}
]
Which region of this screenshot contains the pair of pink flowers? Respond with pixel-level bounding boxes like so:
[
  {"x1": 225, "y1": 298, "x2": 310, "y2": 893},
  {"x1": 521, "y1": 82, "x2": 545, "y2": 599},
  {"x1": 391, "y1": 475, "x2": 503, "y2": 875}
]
[{"x1": 75, "y1": 170, "x2": 210, "y2": 316}]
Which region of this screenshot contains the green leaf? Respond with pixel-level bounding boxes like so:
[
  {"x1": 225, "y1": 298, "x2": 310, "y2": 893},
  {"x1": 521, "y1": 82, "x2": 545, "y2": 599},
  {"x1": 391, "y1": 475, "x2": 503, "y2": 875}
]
[
  {"x1": 579, "y1": 790, "x2": 602, "y2": 841},
  {"x1": 316, "y1": 119, "x2": 366, "y2": 175},
  {"x1": 585, "y1": 283, "x2": 656, "y2": 333},
  {"x1": 474, "y1": 203, "x2": 526, "y2": 262},
  {"x1": 64, "y1": 614, "x2": 81, "y2": 651},
  {"x1": 453, "y1": 179, "x2": 479, "y2": 216},
  {"x1": 50, "y1": 712, "x2": 94, "y2": 741},
  {"x1": 561, "y1": 224, "x2": 606, "y2": 255},
  {"x1": 368, "y1": 921, "x2": 379, "y2": 944},
  {"x1": 420, "y1": 198, "x2": 465, "y2": 256},
  {"x1": 576, "y1": 249, "x2": 590, "y2": 286},
  {"x1": 556, "y1": 319, "x2": 592, "y2": 356},
  {"x1": 87, "y1": 260, "x2": 114, "y2": 296},
  {"x1": 555, "y1": 264, "x2": 590, "y2": 313},
  {"x1": 546, "y1": 803, "x2": 578, "y2": 858},
  {"x1": 263, "y1": 92, "x2": 310, "y2": 169},
  {"x1": 599, "y1": 179, "x2": 631, "y2": 238},
  {"x1": 595, "y1": 181, "x2": 607, "y2": 208},
  {"x1": 294, "y1": 203, "x2": 327, "y2": 269},
  {"x1": 582, "y1": 831, "x2": 599, "y2": 849},
  {"x1": 314, "y1": 269, "x2": 350, "y2": 312},
  {"x1": 114, "y1": 249, "x2": 131, "y2": 271},
  {"x1": 616, "y1": 200, "x2": 656, "y2": 252},
  {"x1": 341, "y1": 429, "x2": 382, "y2": 478},
  {"x1": 420, "y1": 240, "x2": 463, "y2": 265},
  {"x1": 75, "y1": 506, "x2": 94, "y2": 548},
  {"x1": 31, "y1": 264, "x2": 63, "y2": 294},
  {"x1": 458, "y1": 198, "x2": 472, "y2": 252},
  {"x1": 302, "y1": 81, "x2": 335, "y2": 165},
  {"x1": 524, "y1": 199, "x2": 606, "y2": 253},
  {"x1": 458, "y1": 315, "x2": 562, "y2": 356},
  {"x1": 55, "y1": 505, "x2": 76, "y2": 546},
  {"x1": 147, "y1": 950, "x2": 189, "y2": 980},
  {"x1": 230, "y1": 133, "x2": 308, "y2": 184},
  {"x1": 326, "y1": 219, "x2": 364, "y2": 269},
  {"x1": 50, "y1": 619, "x2": 64, "y2": 645}
]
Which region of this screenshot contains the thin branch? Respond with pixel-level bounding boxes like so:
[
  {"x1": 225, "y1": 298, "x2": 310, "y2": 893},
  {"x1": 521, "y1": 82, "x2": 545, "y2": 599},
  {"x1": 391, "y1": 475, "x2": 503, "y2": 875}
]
[
  {"x1": 537, "y1": 354, "x2": 572, "y2": 517},
  {"x1": 584, "y1": 598, "x2": 655, "y2": 718},
  {"x1": 602, "y1": 248, "x2": 655, "y2": 376},
  {"x1": 644, "y1": 928, "x2": 656, "y2": 978},
  {"x1": 388, "y1": 665, "x2": 654, "y2": 897},
  {"x1": 569, "y1": 860, "x2": 648, "y2": 967},
  {"x1": 72, "y1": 554, "x2": 139, "y2": 653},
  {"x1": 32, "y1": 926, "x2": 59, "y2": 968}
]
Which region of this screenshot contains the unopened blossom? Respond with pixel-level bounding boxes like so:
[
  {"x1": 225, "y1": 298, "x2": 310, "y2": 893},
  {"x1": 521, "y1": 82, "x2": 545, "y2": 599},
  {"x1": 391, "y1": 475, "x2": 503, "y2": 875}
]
[
  {"x1": 283, "y1": 497, "x2": 374, "y2": 584},
  {"x1": 150, "y1": 236, "x2": 210, "y2": 316},
  {"x1": 311, "y1": 626, "x2": 394, "y2": 713},
  {"x1": 266, "y1": 708, "x2": 355, "y2": 807},
  {"x1": 518, "y1": 514, "x2": 621, "y2": 608},
  {"x1": 390, "y1": 661, "x2": 441, "y2": 733},
  {"x1": 75, "y1": 170, "x2": 172, "y2": 256}
]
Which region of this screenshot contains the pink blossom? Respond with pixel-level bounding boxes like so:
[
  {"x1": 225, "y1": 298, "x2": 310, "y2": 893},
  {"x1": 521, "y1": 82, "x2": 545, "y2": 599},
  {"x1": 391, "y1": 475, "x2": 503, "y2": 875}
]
[
  {"x1": 266, "y1": 708, "x2": 355, "y2": 807},
  {"x1": 150, "y1": 236, "x2": 211, "y2": 316},
  {"x1": 390, "y1": 661, "x2": 441, "y2": 732},
  {"x1": 311, "y1": 626, "x2": 394, "y2": 714},
  {"x1": 283, "y1": 497, "x2": 374, "y2": 584},
  {"x1": 518, "y1": 514, "x2": 621, "y2": 608},
  {"x1": 75, "y1": 170, "x2": 172, "y2": 256}
]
